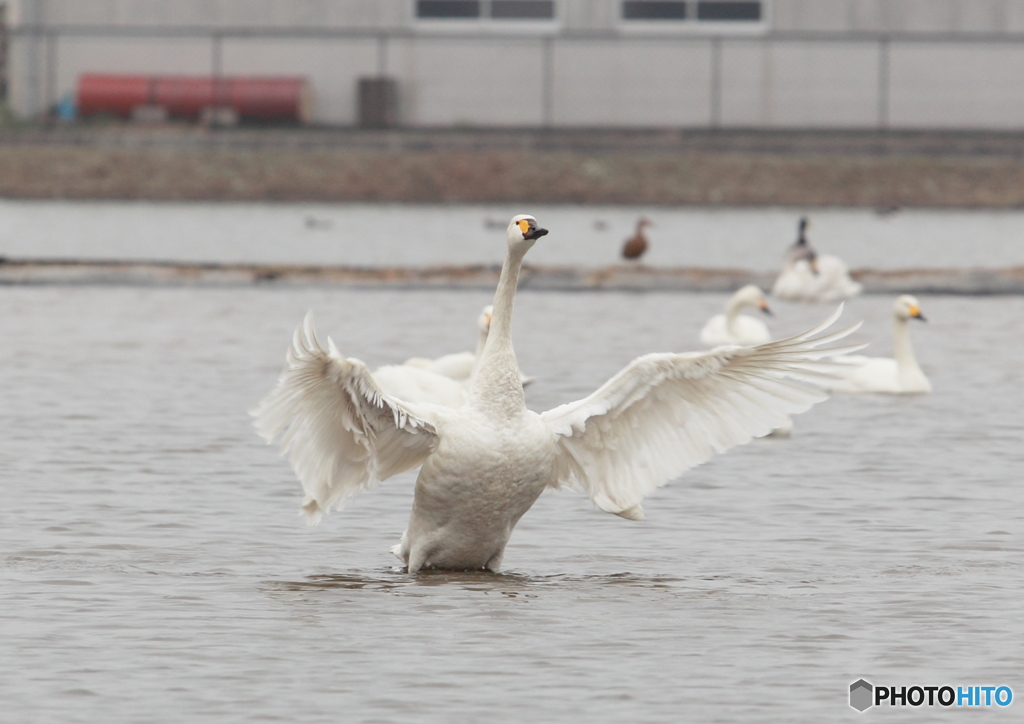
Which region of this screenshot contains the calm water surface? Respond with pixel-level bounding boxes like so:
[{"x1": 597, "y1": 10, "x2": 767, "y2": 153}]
[
  {"x1": 4, "y1": 198, "x2": 1024, "y2": 270},
  {"x1": 1, "y1": 286, "x2": 1022, "y2": 723}
]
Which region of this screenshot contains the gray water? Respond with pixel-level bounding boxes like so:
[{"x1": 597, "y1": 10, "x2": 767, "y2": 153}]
[
  {"x1": 2, "y1": 284, "x2": 1021, "y2": 722},
  {"x1": 4, "y1": 198, "x2": 1024, "y2": 270}
]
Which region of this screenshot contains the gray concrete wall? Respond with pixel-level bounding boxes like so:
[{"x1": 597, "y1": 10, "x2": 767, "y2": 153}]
[
  {"x1": 773, "y1": 0, "x2": 1024, "y2": 33},
  {"x1": 9, "y1": 0, "x2": 408, "y2": 29},
  {"x1": 7, "y1": 0, "x2": 1024, "y2": 130},
  {"x1": 11, "y1": 0, "x2": 1024, "y2": 34}
]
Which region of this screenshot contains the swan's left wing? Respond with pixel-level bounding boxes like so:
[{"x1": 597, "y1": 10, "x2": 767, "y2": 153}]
[
  {"x1": 252, "y1": 312, "x2": 439, "y2": 524},
  {"x1": 540, "y1": 307, "x2": 862, "y2": 520}
]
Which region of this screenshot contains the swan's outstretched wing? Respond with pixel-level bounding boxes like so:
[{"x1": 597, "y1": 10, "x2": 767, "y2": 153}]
[
  {"x1": 252, "y1": 312, "x2": 439, "y2": 524},
  {"x1": 540, "y1": 306, "x2": 862, "y2": 520}
]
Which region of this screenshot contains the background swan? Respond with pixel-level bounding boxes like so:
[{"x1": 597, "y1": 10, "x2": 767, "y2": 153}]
[
  {"x1": 371, "y1": 309, "x2": 492, "y2": 407},
  {"x1": 699, "y1": 285, "x2": 772, "y2": 347},
  {"x1": 772, "y1": 217, "x2": 863, "y2": 302},
  {"x1": 827, "y1": 294, "x2": 931, "y2": 394},
  {"x1": 371, "y1": 363, "x2": 469, "y2": 408},
  {"x1": 253, "y1": 215, "x2": 861, "y2": 573},
  {"x1": 404, "y1": 305, "x2": 492, "y2": 384},
  {"x1": 403, "y1": 304, "x2": 533, "y2": 389}
]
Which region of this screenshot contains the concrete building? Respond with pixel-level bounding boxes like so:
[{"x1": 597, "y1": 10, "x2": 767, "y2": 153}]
[{"x1": 4, "y1": 0, "x2": 1024, "y2": 129}]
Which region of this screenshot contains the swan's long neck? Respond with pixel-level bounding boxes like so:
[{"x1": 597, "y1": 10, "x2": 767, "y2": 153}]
[
  {"x1": 467, "y1": 318, "x2": 490, "y2": 386},
  {"x1": 471, "y1": 245, "x2": 527, "y2": 414},
  {"x1": 474, "y1": 325, "x2": 488, "y2": 360},
  {"x1": 725, "y1": 294, "x2": 745, "y2": 337},
  {"x1": 892, "y1": 317, "x2": 923, "y2": 377}
]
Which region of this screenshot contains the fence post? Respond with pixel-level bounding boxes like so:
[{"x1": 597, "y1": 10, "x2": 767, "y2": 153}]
[
  {"x1": 211, "y1": 32, "x2": 222, "y2": 77},
  {"x1": 376, "y1": 33, "x2": 388, "y2": 76},
  {"x1": 542, "y1": 35, "x2": 553, "y2": 127},
  {"x1": 710, "y1": 36, "x2": 722, "y2": 127},
  {"x1": 877, "y1": 36, "x2": 890, "y2": 129},
  {"x1": 44, "y1": 29, "x2": 55, "y2": 121}
]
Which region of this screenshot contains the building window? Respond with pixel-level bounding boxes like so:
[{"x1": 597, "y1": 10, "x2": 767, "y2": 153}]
[
  {"x1": 417, "y1": 1, "x2": 481, "y2": 18},
  {"x1": 623, "y1": 1, "x2": 686, "y2": 20},
  {"x1": 621, "y1": 1, "x2": 764, "y2": 26},
  {"x1": 416, "y1": 0, "x2": 555, "y2": 20},
  {"x1": 697, "y1": 1, "x2": 760, "y2": 20}
]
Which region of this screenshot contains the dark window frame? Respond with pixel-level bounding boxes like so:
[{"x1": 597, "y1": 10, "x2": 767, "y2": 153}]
[
  {"x1": 415, "y1": 0, "x2": 556, "y2": 21},
  {"x1": 416, "y1": 0, "x2": 482, "y2": 19},
  {"x1": 620, "y1": 1, "x2": 766, "y2": 26},
  {"x1": 622, "y1": 1, "x2": 687, "y2": 21},
  {"x1": 697, "y1": 1, "x2": 761, "y2": 21}
]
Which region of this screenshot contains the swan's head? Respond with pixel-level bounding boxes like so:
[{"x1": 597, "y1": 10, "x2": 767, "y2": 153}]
[
  {"x1": 478, "y1": 305, "x2": 494, "y2": 333},
  {"x1": 894, "y1": 294, "x2": 927, "y2": 322},
  {"x1": 507, "y1": 214, "x2": 548, "y2": 252},
  {"x1": 734, "y1": 284, "x2": 773, "y2": 316}
]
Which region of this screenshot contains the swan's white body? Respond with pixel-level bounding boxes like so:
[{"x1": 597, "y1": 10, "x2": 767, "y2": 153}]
[
  {"x1": 772, "y1": 255, "x2": 863, "y2": 302},
  {"x1": 371, "y1": 364, "x2": 469, "y2": 408},
  {"x1": 771, "y1": 218, "x2": 862, "y2": 302},
  {"x1": 828, "y1": 295, "x2": 931, "y2": 394},
  {"x1": 253, "y1": 215, "x2": 861, "y2": 573},
  {"x1": 403, "y1": 352, "x2": 477, "y2": 381},
  {"x1": 700, "y1": 285, "x2": 772, "y2": 347}
]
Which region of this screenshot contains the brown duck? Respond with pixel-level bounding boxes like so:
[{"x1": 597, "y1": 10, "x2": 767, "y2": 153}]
[{"x1": 621, "y1": 218, "x2": 652, "y2": 260}]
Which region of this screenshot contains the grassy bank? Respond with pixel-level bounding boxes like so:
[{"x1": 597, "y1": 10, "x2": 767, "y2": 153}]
[{"x1": 3, "y1": 127, "x2": 1024, "y2": 206}]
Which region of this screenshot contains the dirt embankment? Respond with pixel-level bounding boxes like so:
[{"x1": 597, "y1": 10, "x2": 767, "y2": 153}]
[
  {"x1": 3, "y1": 258, "x2": 1024, "y2": 294},
  {"x1": 4, "y1": 126, "x2": 1024, "y2": 207}
]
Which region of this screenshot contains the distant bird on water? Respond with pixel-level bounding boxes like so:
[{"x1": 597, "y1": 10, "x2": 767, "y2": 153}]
[
  {"x1": 772, "y1": 217, "x2": 862, "y2": 302},
  {"x1": 621, "y1": 218, "x2": 652, "y2": 260},
  {"x1": 304, "y1": 216, "x2": 333, "y2": 230}
]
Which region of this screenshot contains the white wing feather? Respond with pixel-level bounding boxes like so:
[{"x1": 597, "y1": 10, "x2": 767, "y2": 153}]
[
  {"x1": 541, "y1": 306, "x2": 863, "y2": 520},
  {"x1": 251, "y1": 312, "x2": 439, "y2": 524}
]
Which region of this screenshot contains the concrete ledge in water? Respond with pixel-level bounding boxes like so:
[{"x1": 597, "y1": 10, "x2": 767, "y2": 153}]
[{"x1": 1, "y1": 259, "x2": 1023, "y2": 294}]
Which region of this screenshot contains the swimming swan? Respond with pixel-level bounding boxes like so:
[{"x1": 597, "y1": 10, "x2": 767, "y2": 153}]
[
  {"x1": 371, "y1": 309, "x2": 493, "y2": 407},
  {"x1": 370, "y1": 363, "x2": 469, "y2": 408},
  {"x1": 699, "y1": 285, "x2": 773, "y2": 347},
  {"x1": 827, "y1": 295, "x2": 931, "y2": 394},
  {"x1": 403, "y1": 306, "x2": 493, "y2": 384},
  {"x1": 772, "y1": 217, "x2": 862, "y2": 302},
  {"x1": 401, "y1": 305, "x2": 533, "y2": 391},
  {"x1": 252, "y1": 215, "x2": 861, "y2": 573}
]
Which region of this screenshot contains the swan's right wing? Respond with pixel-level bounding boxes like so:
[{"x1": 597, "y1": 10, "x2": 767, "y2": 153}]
[
  {"x1": 252, "y1": 312, "x2": 439, "y2": 524},
  {"x1": 541, "y1": 306, "x2": 863, "y2": 520}
]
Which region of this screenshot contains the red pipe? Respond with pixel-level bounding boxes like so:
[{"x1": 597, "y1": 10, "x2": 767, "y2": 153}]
[{"x1": 77, "y1": 74, "x2": 311, "y2": 123}]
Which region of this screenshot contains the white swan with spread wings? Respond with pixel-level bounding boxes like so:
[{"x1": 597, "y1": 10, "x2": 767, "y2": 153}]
[{"x1": 253, "y1": 215, "x2": 861, "y2": 573}]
